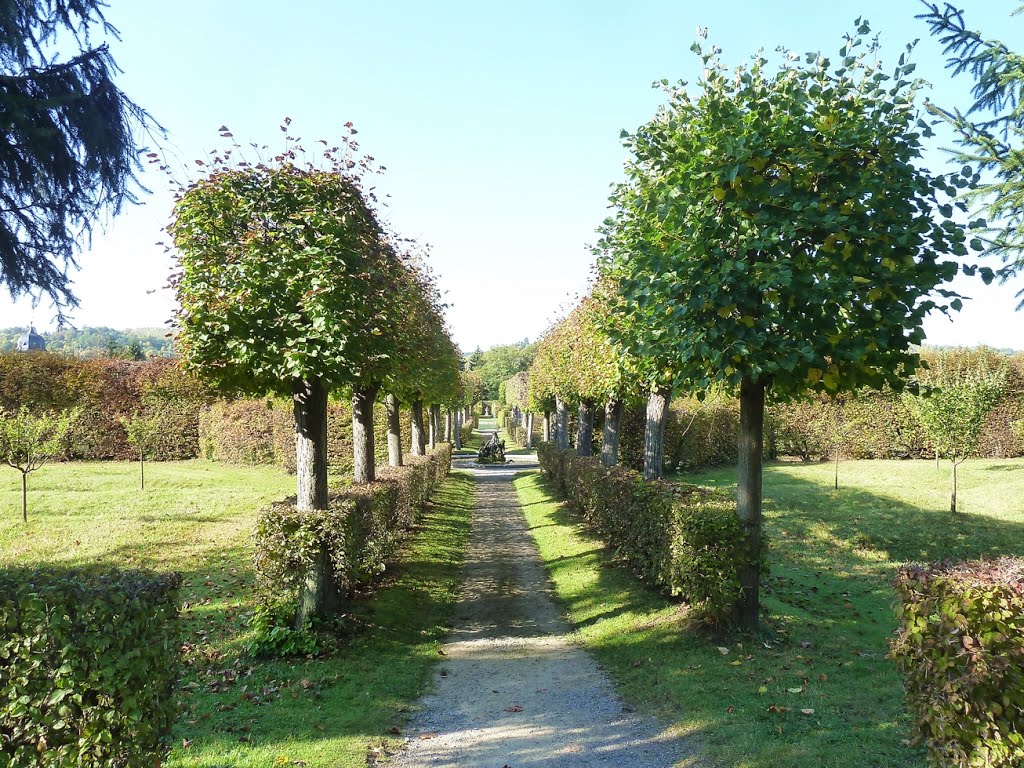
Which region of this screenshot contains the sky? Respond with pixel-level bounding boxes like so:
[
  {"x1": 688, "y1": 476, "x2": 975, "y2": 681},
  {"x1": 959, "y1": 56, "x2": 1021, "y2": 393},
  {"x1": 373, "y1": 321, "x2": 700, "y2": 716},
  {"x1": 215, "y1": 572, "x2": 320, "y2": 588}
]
[{"x1": 4, "y1": 0, "x2": 1022, "y2": 351}]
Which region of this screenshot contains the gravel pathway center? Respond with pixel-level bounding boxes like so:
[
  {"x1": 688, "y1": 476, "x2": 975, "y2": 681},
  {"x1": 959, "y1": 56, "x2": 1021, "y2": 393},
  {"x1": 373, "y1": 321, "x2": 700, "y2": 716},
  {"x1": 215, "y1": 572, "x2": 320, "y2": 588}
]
[{"x1": 389, "y1": 449, "x2": 697, "y2": 768}]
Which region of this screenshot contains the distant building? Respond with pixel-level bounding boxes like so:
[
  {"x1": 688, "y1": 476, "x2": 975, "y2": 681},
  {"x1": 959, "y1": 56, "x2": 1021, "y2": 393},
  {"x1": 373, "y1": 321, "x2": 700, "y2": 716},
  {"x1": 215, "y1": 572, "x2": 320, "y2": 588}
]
[{"x1": 16, "y1": 327, "x2": 46, "y2": 352}]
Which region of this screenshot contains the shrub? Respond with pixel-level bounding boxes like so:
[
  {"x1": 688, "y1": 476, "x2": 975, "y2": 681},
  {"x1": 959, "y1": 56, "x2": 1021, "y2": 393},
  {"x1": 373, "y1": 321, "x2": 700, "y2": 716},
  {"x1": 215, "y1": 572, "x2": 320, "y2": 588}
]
[
  {"x1": 892, "y1": 558, "x2": 1024, "y2": 767},
  {"x1": 0, "y1": 567, "x2": 181, "y2": 767},
  {"x1": 537, "y1": 442, "x2": 757, "y2": 622},
  {"x1": 252, "y1": 443, "x2": 453, "y2": 645}
]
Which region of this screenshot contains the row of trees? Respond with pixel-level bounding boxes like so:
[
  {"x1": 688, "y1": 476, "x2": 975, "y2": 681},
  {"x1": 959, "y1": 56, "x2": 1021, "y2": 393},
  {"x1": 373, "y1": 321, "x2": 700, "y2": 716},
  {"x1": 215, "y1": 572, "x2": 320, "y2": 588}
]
[
  {"x1": 169, "y1": 125, "x2": 466, "y2": 513},
  {"x1": 517, "y1": 18, "x2": 1019, "y2": 630}
]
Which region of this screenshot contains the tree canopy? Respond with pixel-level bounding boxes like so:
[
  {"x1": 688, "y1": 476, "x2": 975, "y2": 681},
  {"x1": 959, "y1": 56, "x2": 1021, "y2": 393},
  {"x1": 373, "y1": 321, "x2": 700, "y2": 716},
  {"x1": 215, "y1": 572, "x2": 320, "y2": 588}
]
[
  {"x1": 919, "y1": 2, "x2": 1024, "y2": 301},
  {"x1": 1, "y1": 0, "x2": 160, "y2": 315}
]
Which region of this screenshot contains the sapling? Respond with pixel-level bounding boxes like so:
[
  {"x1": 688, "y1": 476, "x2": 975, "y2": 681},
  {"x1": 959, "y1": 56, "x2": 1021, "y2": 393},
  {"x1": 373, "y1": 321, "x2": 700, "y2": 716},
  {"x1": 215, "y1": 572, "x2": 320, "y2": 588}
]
[{"x1": 0, "y1": 406, "x2": 77, "y2": 521}]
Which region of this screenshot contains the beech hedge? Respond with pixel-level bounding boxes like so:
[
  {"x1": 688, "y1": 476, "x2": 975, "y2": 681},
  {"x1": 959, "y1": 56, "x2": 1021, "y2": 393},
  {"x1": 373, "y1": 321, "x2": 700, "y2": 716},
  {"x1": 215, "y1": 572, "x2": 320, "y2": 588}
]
[
  {"x1": 253, "y1": 444, "x2": 453, "y2": 613},
  {"x1": 0, "y1": 568, "x2": 181, "y2": 767},
  {"x1": 537, "y1": 443, "x2": 757, "y2": 622},
  {"x1": 892, "y1": 558, "x2": 1024, "y2": 767}
]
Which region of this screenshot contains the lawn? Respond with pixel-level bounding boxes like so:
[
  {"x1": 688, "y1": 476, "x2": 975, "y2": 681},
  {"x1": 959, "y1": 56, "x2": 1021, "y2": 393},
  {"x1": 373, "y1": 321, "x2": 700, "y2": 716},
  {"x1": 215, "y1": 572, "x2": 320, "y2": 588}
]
[
  {"x1": 0, "y1": 460, "x2": 474, "y2": 767},
  {"x1": 515, "y1": 457, "x2": 1024, "y2": 768}
]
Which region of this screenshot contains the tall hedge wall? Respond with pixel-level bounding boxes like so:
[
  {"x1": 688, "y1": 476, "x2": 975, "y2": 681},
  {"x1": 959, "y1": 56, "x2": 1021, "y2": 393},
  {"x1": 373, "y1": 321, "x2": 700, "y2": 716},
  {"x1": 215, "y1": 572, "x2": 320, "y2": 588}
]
[
  {"x1": 199, "y1": 396, "x2": 413, "y2": 474},
  {"x1": 0, "y1": 353, "x2": 206, "y2": 460}
]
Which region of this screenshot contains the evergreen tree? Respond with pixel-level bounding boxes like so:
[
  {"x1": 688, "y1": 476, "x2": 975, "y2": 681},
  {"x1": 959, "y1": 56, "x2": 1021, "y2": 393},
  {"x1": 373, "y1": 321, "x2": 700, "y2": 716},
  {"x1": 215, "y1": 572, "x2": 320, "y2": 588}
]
[{"x1": 1, "y1": 0, "x2": 160, "y2": 315}]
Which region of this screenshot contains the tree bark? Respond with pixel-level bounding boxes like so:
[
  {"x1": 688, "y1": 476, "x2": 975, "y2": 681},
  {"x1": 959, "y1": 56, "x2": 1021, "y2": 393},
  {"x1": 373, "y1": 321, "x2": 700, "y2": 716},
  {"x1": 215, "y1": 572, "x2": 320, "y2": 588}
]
[
  {"x1": 140, "y1": 450, "x2": 145, "y2": 490},
  {"x1": 735, "y1": 376, "x2": 765, "y2": 630},
  {"x1": 525, "y1": 411, "x2": 534, "y2": 449},
  {"x1": 429, "y1": 405, "x2": 441, "y2": 450},
  {"x1": 410, "y1": 398, "x2": 426, "y2": 456},
  {"x1": 601, "y1": 397, "x2": 623, "y2": 467},
  {"x1": 293, "y1": 377, "x2": 329, "y2": 511},
  {"x1": 834, "y1": 444, "x2": 840, "y2": 490},
  {"x1": 385, "y1": 393, "x2": 403, "y2": 467},
  {"x1": 21, "y1": 473, "x2": 27, "y2": 523},
  {"x1": 643, "y1": 388, "x2": 671, "y2": 481},
  {"x1": 577, "y1": 401, "x2": 595, "y2": 456},
  {"x1": 555, "y1": 397, "x2": 569, "y2": 450},
  {"x1": 295, "y1": 546, "x2": 340, "y2": 628},
  {"x1": 951, "y1": 457, "x2": 959, "y2": 514},
  {"x1": 543, "y1": 410, "x2": 551, "y2": 443},
  {"x1": 454, "y1": 409, "x2": 463, "y2": 450},
  {"x1": 352, "y1": 383, "x2": 379, "y2": 484},
  {"x1": 445, "y1": 409, "x2": 453, "y2": 442}
]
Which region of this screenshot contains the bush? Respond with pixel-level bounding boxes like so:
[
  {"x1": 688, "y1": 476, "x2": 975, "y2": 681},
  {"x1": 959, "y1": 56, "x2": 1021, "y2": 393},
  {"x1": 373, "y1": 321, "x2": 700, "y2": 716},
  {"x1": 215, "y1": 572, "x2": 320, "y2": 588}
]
[
  {"x1": 0, "y1": 567, "x2": 181, "y2": 767},
  {"x1": 537, "y1": 442, "x2": 756, "y2": 622},
  {"x1": 252, "y1": 443, "x2": 453, "y2": 636},
  {"x1": 892, "y1": 559, "x2": 1024, "y2": 767}
]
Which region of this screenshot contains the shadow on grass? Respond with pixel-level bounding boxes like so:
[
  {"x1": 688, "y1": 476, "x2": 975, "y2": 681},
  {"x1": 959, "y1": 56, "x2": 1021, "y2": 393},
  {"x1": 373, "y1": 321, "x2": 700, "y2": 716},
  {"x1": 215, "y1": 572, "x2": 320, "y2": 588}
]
[
  {"x1": 512, "y1": 464, "x2": 1024, "y2": 768},
  {"x1": 165, "y1": 473, "x2": 476, "y2": 768}
]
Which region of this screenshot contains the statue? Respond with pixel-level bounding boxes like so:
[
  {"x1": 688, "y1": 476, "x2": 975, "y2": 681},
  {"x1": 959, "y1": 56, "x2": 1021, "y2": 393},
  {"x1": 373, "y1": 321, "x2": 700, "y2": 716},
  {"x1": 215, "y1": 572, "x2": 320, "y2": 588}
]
[{"x1": 477, "y1": 431, "x2": 506, "y2": 464}]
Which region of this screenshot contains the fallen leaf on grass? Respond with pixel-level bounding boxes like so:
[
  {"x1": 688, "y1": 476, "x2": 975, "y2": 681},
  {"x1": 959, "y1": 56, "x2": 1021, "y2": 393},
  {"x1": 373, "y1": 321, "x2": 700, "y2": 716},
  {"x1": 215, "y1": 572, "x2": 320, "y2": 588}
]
[
  {"x1": 801, "y1": 708, "x2": 815, "y2": 716},
  {"x1": 717, "y1": 646, "x2": 729, "y2": 655},
  {"x1": 417, "y1": 732, "x2": 438, "y2": 740},
  {"x1": 787, "y1": 687, "x2": 803, "y2": 694}
]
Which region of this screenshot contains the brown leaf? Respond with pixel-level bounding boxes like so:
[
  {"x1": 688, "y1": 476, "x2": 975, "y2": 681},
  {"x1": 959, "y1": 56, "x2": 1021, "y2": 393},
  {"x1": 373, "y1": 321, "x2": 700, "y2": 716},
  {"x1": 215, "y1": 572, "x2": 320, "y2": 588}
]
[{"x1": 504, "y1": 705, "x2": 523, "y2": 713}]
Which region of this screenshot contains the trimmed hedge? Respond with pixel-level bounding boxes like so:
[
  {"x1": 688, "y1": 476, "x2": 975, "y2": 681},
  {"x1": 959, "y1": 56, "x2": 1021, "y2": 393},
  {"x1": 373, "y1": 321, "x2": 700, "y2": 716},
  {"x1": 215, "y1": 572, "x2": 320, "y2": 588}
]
[
  {"x1": 0, "y1": 353, "x2": 206, "y2": 461},
  {"x1": 0, "y1": 568, "x2": 181, "y2": 767},
  {"x1": 892, "y1": 559, "x2": 1024, "y2": 767},
  {"x1": 537, "y1": 443, "x2": 757, "y2": 622},
  {"x1": 253, "y1": 443, "x2": 453, "y2": 614}
]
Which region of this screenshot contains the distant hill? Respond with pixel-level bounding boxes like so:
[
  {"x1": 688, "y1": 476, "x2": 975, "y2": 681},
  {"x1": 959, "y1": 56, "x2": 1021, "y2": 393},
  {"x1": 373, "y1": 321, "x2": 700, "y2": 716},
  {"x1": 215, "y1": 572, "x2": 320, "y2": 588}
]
[{"x1": 0, "y1": 327, "x2": 176, "y2": 359}]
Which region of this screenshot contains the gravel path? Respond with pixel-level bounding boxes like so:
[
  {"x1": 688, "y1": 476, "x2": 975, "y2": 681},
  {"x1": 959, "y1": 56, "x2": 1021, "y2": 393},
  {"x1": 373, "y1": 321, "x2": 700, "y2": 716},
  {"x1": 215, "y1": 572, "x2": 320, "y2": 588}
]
[{"x1": 389, "y1": 449, "x2": 697, "y2": 768}]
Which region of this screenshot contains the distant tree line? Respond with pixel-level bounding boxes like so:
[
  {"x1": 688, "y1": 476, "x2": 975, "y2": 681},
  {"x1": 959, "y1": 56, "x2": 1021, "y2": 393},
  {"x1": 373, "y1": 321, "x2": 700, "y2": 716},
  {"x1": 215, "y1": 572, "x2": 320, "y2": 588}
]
[{"x1": 0, "y1": 327, "x2": 175, "y2": 359}]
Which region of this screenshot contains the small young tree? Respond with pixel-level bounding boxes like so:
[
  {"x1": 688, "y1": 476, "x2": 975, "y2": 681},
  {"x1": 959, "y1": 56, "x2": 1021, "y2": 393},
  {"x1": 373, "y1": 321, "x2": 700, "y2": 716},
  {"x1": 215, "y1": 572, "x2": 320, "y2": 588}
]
[
  {"x1": 0, "y1": 407, "x2": 76, "y2": 521},
  {"x1": 120, "y1": 409, "x2": 162, "y2": 490},
  {"x1": 906, "y1": 355, "x2": 1006, "y2": 513}
]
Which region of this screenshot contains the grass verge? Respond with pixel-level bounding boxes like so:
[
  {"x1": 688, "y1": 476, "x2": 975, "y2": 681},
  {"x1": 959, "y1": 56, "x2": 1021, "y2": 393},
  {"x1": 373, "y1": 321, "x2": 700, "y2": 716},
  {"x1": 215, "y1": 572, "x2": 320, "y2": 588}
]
[
  {"x1": 513, "y1": 460, "x2": 1024, "y2": 768},
  {"x1": 0, "y1": 461, "x2": 474, "y2": 767}
]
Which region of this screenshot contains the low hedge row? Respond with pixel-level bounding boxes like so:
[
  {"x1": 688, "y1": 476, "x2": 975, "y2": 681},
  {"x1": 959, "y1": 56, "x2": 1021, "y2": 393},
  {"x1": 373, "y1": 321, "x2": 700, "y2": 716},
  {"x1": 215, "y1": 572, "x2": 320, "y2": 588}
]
[
  {"x1": 0, "y1": 568, "x2": 181, "y2": 767},
  {"x1": 892, "y1": 558, "x2": 1024, "y2": 767},
  {"x1": 253, "y1": 443, "x2": 453, "y2": 617},
  {"x1": 537, "y1": 443, "x2": 756, "y2": 622}
]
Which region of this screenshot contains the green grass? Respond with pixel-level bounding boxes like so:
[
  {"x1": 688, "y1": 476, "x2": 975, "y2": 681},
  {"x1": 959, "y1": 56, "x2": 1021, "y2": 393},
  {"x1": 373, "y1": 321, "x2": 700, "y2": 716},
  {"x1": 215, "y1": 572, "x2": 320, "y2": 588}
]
[
  {"x1": 514, "y1": 458, "x2": 1024, "y2": 768},
  {"x1": 0, "y1": 460, "x2": 474, "y2": 767}
]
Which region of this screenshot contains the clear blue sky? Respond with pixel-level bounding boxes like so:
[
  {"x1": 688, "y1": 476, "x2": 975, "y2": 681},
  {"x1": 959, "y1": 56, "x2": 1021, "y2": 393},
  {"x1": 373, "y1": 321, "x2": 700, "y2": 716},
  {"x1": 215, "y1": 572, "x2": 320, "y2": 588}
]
[{"x1": 4, "y1": 0, "x2": 1022, "y2": 351}]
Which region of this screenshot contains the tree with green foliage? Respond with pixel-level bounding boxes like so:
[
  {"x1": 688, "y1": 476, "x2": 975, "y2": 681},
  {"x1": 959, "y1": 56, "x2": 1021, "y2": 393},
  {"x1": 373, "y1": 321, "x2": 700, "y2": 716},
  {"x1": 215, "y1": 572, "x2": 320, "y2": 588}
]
[
  {"x1": 906, "y1": 352, "x2": 1006, "y2": 513},
  {"x1": 120, "y1": 408, "x2": 162, "y2": 489},
  {"x1": 475, "y1": 341, "x2": 534, "y2": 399},
  {"x1": 919, "y1": 2, "x2": 1023, "y2": 299},
  {"x1": 599, "y1": 25, "x2": 974, "y2": 628},
  {"x1": 170, "y1": 126, "x2": 399, "y2": 508},
  {"x1": 0, "y1": 406, "x2": 76, "y2": 521},
  {"x1": 1, "y1": 0, "x2": 161, "y2": 316}
]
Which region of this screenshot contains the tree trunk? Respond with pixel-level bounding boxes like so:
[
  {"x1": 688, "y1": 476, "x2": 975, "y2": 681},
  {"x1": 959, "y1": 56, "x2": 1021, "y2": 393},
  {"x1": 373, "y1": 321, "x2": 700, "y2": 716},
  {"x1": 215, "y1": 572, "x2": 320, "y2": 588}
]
[
  {"x1": 543, "y1": 410, "x2": 551, "y2": 442},
  {"x1": 643, "y1": 388, "x2": 671, "y2": 481},
  {"x1": 295, "y1": 545, "x2": 340, "y2": 628},
  {"x1": 601, "y1": 397, "x2": 623, "y2": 467},
  {"x1": 429, "y1": 405, "x2": 440, "y2": 450},
  {"x1": 577, "y1": 401, "x2": 595, "y2": 456},
  {"x1": 385, "y1": 393, "x2": 403, "y2": 468},
  {"x1": 140, "y1": 450, "x2": 145, "y2": 491},
  {"x1": 834, "y1": 444, "x2": 840, "y2": 490},
  {"x1": 454, "y1": 409, "x2": 463, "y2": 450},
  {"x1": 21, "y1": 472, "x2": 27, "y2": 523},
  {"x1": 410, "y1": 398, "x2": 426, "y2": 457},
  {"x1": 352, "y1": 383, "x2": 379, "y2": 484},
  {"x1": 293, "y1": 377, "x2": 329, "y2": 511},
  {"x1": 735, "y1": 376, "x2": 765, "y2": 630},
  {"x1": 951, "y1": 457, "x2": 959, "y2": 514},
  {"x1": 445, "y1": 409, "x2": 453, "y2": 442},
  {"x1": 555, "y1": 397, "x2": 569, "y2": 450},
  {"x1": 293, "y1": 376, "x2": 337, "y2": 625},
  {"x1": 525, "y1": 412, "x2": 534, "y2": 449}
]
